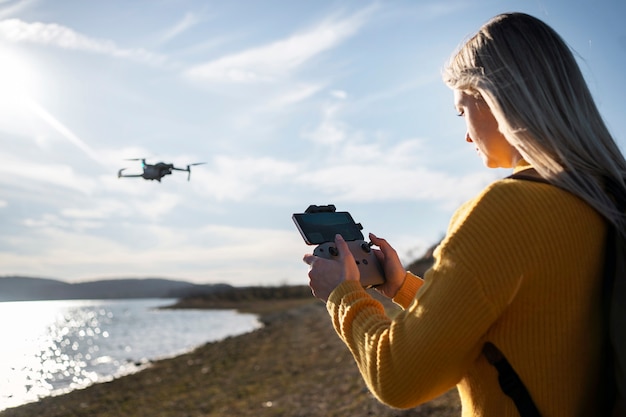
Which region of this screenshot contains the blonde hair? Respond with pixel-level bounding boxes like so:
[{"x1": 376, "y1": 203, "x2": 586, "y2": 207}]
[{"x1": 443, "y1": 12, "x2": 626, "y2": 231}]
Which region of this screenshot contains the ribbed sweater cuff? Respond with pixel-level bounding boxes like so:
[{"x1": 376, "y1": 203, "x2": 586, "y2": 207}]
[{"x1": 392, "y1": 272, "x2": 423, "y2": 309}]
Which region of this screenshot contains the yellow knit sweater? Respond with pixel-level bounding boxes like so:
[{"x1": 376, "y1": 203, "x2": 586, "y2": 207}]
[{"x1": 327, "y1": 168, "x2": 607, "y2": 416}]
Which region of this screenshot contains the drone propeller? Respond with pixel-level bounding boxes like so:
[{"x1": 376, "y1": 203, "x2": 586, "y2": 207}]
[
  {"x1": 125, "y1": 158, "x2": 147, "y2": 167},
  {"x1": 185, "y1": 162, "x2": 206, "y2": 181}
]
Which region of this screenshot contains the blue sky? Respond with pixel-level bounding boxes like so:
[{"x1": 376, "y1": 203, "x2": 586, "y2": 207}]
[{"x1": 0, "y1": 0, "x2": 624, "y2": 286}]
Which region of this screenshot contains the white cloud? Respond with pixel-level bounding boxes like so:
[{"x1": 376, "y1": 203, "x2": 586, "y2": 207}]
[
  {"x1": 22, "y1": 213, "x2": 102, "y2": 232},
  {"x1": 331, "y1": 90, "x2": 348, "y2": 99},
  {"x1": 0, "y1": 18, "x2": 167, "y2": 65},
  {"x1": 304, "y1": 118, "x2": 347, "y2": 145},
  {"x1": 0, "y1": 154, "x2": 97, "y2": 194},
  {"x1": 60, "y1": 198, "x2": 134, "y2": 221},
  {"x1": 267, "y1": 83, "x2": 323, "y2": 108},
  {"x1": 159, "y1": 12, "x2": 202, "y2": 44},
  {"x1": 131, "y1": 192, "x2": 182, "y2": 221},
  {"x1": 0, "y1": 223, "x2": 307, "y2": 284},
  {"x1": 298, "y1": 161, "x2": 493, "y2": 209},
  {"x1": 184, "y1": 8, "x2": 373, "y2": 84},
  {"x1": 298, "y1": 114, "x2": 495, "y2": 207},
  {"x1": 302, "y1": 101, "x2": 347, "y2": 145},
  {"x1": 194, "y1": 155, "x2": 299, "y2": 201},
  {"x1": 0, "y1": 0, "x2": 36, "y2": 20}
]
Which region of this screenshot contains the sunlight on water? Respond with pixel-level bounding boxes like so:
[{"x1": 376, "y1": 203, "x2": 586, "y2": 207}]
[{"x1": 0, "y1": 299, "x2": 261, "y2": 411}]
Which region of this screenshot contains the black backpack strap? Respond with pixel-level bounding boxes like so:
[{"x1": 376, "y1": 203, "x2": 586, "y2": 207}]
[
  {"x1": 483, "y1": 343, "x2": 542, "y2": 417},
  {"x1": 603, "y1": 175, "x2": 626, "y2": 416},
  {"x1": 480, "y1": 169, "x2": 547, "y2": 417},
  {"x1": 502, "y1": 167, "x2": 626, "y2": 416},
  {"x1": 603, "y1": 225, "x2": 618, "y2": 415},
  {"x1": 604, "y1": 224, "x2": 626, "y2": 417},
  {"x1": 507, "y1": 168, "x2": 550, "y2": 184}
]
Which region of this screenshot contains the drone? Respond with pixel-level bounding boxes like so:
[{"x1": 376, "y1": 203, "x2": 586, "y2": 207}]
[{"x1": 117, "y1": 158, "x2": 206, "y2": 182}]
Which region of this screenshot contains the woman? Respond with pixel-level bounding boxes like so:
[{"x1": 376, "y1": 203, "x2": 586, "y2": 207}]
[{"x1": 304, "y1": 13, "x2": 625, "y2": 416}]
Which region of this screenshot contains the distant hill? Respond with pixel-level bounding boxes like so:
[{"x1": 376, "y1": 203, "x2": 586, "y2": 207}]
[
  {"x1": 0, "y1": 241, "x2": 441, "y2": 303},
  {"x1": 406, "y1": 241, "x2": 439, "y2": 277},
  {"x1": 0, "y1": 276, "x2": 232, "y2": 302}
]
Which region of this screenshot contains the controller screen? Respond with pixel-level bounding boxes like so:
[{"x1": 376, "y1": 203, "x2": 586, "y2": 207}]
[{"x1": 294, "y1": 212, "x2": 364, "y2": 244}]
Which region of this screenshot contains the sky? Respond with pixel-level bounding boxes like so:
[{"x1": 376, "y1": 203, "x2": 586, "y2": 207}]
[{"x1": 0, "y1": 0, "x2": 625, "y2": 286}]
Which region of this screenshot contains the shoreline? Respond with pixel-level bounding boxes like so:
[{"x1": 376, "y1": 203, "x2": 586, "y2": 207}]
[{"x1": 0, "y1": 293, "x2": 460, "y2": 417}]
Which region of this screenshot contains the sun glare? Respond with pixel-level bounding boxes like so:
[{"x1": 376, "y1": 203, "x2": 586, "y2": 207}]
[{"x1": 0, "y1": 45, "x2": 40, "y2": 106}]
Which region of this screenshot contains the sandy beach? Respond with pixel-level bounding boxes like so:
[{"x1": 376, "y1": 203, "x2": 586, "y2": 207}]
[{"x1": 0, "y1": 287, "x2": 461, "y2": 417}]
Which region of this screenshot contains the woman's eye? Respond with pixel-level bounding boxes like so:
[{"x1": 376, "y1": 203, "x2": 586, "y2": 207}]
[{"x1": 456, "y1": 109, "x2": 465, "y2": 117}]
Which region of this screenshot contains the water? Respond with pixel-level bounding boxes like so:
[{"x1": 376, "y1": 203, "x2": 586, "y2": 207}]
[{"x1": 0, "y1": 298, "x2": 261, "y2": 411}]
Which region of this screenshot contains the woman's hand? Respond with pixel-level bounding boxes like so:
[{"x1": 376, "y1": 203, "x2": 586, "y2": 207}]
[
  {"x1": 369, "y1": 233, "x2": 407, "y2": 299},
  {"x1": 303, "y1": 234, "x2": 360, "y2": 302},
  {"x1": 303, "y1": 233, "x2": 407, "y2": 301}
]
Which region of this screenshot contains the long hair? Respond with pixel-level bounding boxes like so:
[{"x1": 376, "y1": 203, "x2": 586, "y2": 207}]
[{"x1": 443, "y1": 12, "x2": 626, "y2": 231}]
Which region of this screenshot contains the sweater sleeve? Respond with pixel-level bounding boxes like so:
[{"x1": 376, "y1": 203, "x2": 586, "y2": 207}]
[
  {"x1": 326, "y1": 180, "x2": 545, "y2": 409},
  {"x1": 392, "y1": 272, "x2": 424, "y2": 309}
]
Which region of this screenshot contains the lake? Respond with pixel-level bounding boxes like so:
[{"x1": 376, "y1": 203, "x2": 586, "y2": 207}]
[{"x1": 0, "y1": 298, "x2": 261, "y2": 411}]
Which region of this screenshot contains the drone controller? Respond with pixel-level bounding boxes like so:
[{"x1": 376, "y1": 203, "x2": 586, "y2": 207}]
[
  {"x1": 312, "y1": 240, "x2": 385, "y2": 288},
  {"x1": 292, "y1": 204, "x2": 385, "y2": 288}
]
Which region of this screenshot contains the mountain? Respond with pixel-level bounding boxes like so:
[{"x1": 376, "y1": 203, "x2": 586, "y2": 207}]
[
  {"x1": 0, "y1": 241, "x2": 441, "y2": 303},
  {"x1": 0, "y1": 276, "x2": 232, "y2": 302},
  {"x1": 406, "y1": 241, "x2": 438, "y2": 277}
]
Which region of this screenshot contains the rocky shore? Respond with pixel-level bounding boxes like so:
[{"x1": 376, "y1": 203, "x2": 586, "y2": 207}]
[{"x1": 0, "y1": 286, "x2": 460, "y2": 417}]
